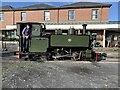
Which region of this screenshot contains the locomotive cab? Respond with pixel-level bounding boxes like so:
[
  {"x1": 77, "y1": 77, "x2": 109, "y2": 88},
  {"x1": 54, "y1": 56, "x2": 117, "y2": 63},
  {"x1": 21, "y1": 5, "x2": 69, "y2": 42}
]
[
  {"x1": 17, "y1": 22, "x2": 49, "y2": 53},
  {"x1": 17, "y1": 22, "x2": 46, "y2": 37}
]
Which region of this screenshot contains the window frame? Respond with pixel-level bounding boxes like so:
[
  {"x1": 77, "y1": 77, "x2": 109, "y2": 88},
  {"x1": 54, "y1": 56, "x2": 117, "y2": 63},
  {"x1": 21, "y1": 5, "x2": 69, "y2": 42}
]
[
  {"x1": 21, "y1": 12, "x2": 26, "y2": 21},
  {"x1": 92, "y1": 9, "x2": 99, "y2": 20},
  {"x1": 68, "y1": 10, "x2": 75, "y2": 20},
  {"x1": 0, "y1": 12, "x2": 4, "y2": 21},
  {"x1": 44, "y1": 11, "x2": 50, "y2": 21}
]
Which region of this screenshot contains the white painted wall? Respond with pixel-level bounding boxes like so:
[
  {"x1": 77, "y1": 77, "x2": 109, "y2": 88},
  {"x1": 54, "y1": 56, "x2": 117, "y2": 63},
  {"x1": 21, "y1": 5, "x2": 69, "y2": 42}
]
[
  {"x1": 6, "y1": 25, "x2": 17, "y2": 30},
  {"x1": 6, "y1": 24, "x2": 119, "y2": 30},
  {"x1": 46, "y1": 24, "x2": 119, "y2": 30}
]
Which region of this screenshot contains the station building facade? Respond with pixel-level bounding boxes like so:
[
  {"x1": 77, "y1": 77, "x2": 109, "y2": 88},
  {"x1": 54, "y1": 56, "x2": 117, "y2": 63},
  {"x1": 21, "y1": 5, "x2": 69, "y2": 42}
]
[{"x1": 0, "y1": 2, "x2": 120, "y2": 47}]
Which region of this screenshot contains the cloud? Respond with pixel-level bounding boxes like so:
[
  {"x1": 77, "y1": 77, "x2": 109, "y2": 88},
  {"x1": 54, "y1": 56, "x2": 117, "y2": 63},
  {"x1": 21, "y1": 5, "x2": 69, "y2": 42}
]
[{"x1": 1, "y1": 0, "x2": 120, "y2": 2}]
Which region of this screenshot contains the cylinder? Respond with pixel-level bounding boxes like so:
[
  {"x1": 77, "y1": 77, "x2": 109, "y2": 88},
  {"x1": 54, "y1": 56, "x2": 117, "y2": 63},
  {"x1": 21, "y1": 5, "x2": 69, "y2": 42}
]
[{"x1": 82, "y1": 24, "x2": 87, "y2": 35}]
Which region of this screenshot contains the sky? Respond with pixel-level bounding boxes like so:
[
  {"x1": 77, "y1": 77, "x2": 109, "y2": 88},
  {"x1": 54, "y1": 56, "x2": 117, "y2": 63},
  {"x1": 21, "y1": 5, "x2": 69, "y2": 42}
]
[{"x1": 0, "y1": 0, "x2": 119, "y2": 21}]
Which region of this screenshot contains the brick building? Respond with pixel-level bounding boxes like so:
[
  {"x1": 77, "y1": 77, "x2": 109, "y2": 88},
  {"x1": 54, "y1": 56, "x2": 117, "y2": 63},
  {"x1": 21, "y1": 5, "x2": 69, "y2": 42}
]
[
  {"x1": 0, "y1": 6, "x2": 15, "y2": 39},
  {"x1": 0, "y1": 2, "x2": 120, "y2": 47}
]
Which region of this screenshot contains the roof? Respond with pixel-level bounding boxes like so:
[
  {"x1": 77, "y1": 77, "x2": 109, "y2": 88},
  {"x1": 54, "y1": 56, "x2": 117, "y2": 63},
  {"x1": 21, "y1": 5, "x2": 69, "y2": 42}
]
[
  {"x1": 0, "y1": 6, "x2": 14, "y2": 11},
  {"x1": 0, "y1": 2, "x2": 112, "y2": 11},
  {"x1": 15, "y1": 4, "x2": 57, "y2": 10},
  {"x1": 60, "y1": 2, "x2": 112, "y2": 9}
]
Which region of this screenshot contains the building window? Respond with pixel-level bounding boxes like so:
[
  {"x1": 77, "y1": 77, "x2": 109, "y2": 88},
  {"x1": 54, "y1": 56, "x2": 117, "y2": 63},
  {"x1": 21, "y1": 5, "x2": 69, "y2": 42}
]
[
  {"x1": 44, "y1": 11, "x2": 50, "y2": 21},
  {"x1": 68, "y1": 10, "x2": 75, "y2": 20},
  {"x1": 92, "y1": 9, "x2": 98, "y2": 20},
  {"x1": 21, "y1": 12, "x2": 26, "y2": 21},
  {"x1": 0, "y1": 13, "x2": 4, "y2": 21}
]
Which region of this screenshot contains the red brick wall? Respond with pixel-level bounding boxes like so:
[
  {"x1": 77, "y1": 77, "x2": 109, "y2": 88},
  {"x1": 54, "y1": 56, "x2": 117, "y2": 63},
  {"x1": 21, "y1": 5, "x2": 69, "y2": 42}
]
[
  {"x1": 0, "y1": 7, "x2": 110, "y2": 30},
  {"x1": 26, "y1": 10, "x2": 44, "y2": 22},
  {"x1": 0, "y1": 11, "x2": 14, "y2": 29},
  {"x1": 14, "y1": 11, "x2": 21, "y2": 23},
  {"x1": 59, "y1": 8, "x2": 94, "y2": 22},
  {"x1": 14, "y1": 7, "x2": 109, "y2": 23},
  {"x1": 101, "y1": 8, "x2": 109, "y2": 21},
  {"x1": 14, "y1": 10, "x2": 58, "y2": 23},
  {"x1": 59, "y1": 7, "x2": 109, "y2": 22}
]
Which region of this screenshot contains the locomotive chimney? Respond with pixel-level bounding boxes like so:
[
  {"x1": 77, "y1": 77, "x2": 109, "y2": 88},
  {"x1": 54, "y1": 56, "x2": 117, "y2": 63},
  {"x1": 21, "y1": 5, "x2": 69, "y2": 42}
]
[{"x1": 82, "y1": 24, "x2": 87, "y2": 35}]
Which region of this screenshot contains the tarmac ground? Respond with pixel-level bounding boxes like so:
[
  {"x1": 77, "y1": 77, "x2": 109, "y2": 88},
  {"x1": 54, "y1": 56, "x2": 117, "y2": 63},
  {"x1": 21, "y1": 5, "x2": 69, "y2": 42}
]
[{"x1": 1, "y1": 56, "x2": 120, "y2": 88}]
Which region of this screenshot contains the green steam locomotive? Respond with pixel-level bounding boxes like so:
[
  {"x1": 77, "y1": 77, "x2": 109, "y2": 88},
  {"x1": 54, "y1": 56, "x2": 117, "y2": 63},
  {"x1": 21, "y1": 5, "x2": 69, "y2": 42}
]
[{"x1": 17, "y1": 22, "x2": 104, "y2": 61}]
